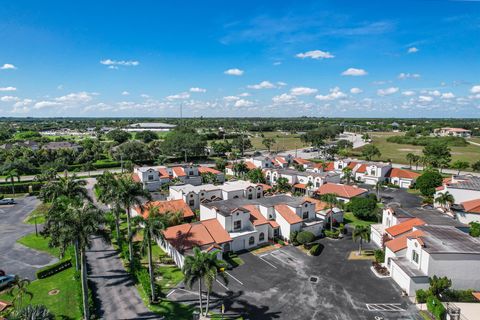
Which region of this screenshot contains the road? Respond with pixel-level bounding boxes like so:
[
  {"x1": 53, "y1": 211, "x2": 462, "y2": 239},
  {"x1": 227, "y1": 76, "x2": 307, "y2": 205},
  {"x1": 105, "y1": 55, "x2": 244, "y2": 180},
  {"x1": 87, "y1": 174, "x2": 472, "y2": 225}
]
[
  {"x1": 0, "y1": 196, "x2": 57, "y2": 280},
  {"x1": 10, "y1": 168, "x2": 124, "y2": 183}
]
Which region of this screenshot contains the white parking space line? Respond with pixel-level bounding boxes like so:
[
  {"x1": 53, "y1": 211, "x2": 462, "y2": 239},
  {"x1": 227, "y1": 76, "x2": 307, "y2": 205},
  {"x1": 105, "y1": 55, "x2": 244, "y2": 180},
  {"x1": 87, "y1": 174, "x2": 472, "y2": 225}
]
[
  {"x1": 216, "y1": 279, "x2": 229, "y2": 290},
  {"x1": 258, "y1": 254, "x2": 277, "y2": 269},
  {"x1": 225, "y1": 271, "x2": 243, "y2": 285},
  {"x1": 366, "y1": 303, "x2": 405, "y2": 312},
  {"x1": 166, "y1": 289, "x2": 176, "y2": 298}
]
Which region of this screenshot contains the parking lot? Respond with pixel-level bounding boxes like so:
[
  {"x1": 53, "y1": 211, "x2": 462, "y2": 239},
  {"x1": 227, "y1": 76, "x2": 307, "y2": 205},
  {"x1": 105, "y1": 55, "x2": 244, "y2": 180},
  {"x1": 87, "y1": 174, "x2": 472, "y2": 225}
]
[
  {"x1": 0, "y1": 196, "x2": 57, "y2": 280},
  {"x1": 168, "y1": 235, "x2": 421, "y2": 320}
]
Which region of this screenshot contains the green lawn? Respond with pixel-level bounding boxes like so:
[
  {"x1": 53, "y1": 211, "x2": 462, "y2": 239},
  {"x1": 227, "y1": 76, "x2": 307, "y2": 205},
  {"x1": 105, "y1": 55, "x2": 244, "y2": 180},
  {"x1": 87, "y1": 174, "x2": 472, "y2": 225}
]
[
  {"x1": 157, "y1": 266, "x2": 184, "y2": 294},
  {"x1": 24, "y1": 203, "x2": 51, "y2": 225},
  {"x1": 354, "y1": 132, "x2": 480, "y2": 166},
  {"x1": 343, "y1": 212, "x2": 377, "y2": 227},
  {"x1": 250, "y1": 131, "x2": 305, "y2": 152},
  {"x1": 17, "y1": 233, "x2": 60, "y2": 258}
]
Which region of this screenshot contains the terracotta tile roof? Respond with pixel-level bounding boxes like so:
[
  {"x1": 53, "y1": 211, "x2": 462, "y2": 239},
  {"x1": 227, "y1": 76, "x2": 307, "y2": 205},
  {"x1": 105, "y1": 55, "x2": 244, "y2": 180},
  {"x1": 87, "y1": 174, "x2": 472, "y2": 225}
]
[
  {"x1": 163, "y1": 218, "x2": 231, "y2": 252},
  {"x1": 385, "y1": 218, "x2": 425, "y2": 237},
  {"x1": 268, "y1": 220, "x2": 280, "y2": 228},
  {"x1": 385, "y1": 230, "x2": 424, "y2": 253},
  {"x1": 198, "y1": 166, "x2": 221, "y2": 175},
  {"x1": 245, "y1": 161, "x2": 257, "y2": 170},
  {"x1": 436, "y1": 186, "x2": 445, "y2": 191},
  {"x1": 313, "y1": 161, "x2": 334, "y2": 171},
  {"x1": 275, "y1": 204, "x2": 303, "y2": 224},
  {"x1": 172, "y1": 166, "x2": 186, "y2": 177},
  {"x1": 243, "y1": 204, "x2": 269, "y2": 226},
  {"x1": 293, "y1": 183, "x2": 307, "y2": 189},
  {"x1": 136, "y1": 199, "x2": 195, "y2": 219},
  {"x1": 257, "y1": 183, "x2": 272, "y2": 191},
  {"x1": 304, "y1": 197, "x2": 328, "y2": 211},
  {"x1": 293, "y1": 157, "x2": 311, "y2": 165},
  {"x1": 472, "y1": 292, "x2": 480, "y2": 301},
  {"x1": 316, "y1": 183, "x2": 368, "y2": 199},
  {"x1": 347, "y1": 161, "x2": 358, "y2": 169},
  {"x1": 132, "y1": 173, "x2": 141, "y2": 182},
  {"x1": 462, "y1": 199, "x2": 480, "y2": 214},
  {"x1": 356, "y1": 164, "x2": 367, "y2": 173},
  {"x1": 387, "y1": 168, "x2": 420, "y2": 180},
  {"x1": 158, "y1": 168, "x2": 170, "y2": 178},
  {"x1": 275, "y1": 157, "x2": 287, "y2": 164}
]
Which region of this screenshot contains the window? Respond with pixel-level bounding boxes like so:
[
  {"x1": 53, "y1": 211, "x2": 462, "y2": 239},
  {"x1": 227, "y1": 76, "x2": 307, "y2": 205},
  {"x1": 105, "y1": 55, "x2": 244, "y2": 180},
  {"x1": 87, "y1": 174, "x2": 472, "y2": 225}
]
[
  {"x1": 248, "y1": 194, "x2": 253, "y2": 200},
  {"x1": 257, "y1": 193, "x2": 261, "y2": 198},
  {"x1": 148, "y1": 175, "x2": 154, "y2": 181},
  {"x1": 316, "y1": 181, "x2": 320, "y2": 187},
  {"x1": 412, "y1": 251, "x2": 419, "y2": 263},
  {"x1": 303, "y1": 211, "x2": 308, "y2": 219},
  {"x1": 259, "y1": 233, "x2": 265, "y2": 241},
  {"x1": 189, "y1": 200, "x2": 195, "y2": 207},
  {"x1": 234, "y1": 220, "x2": 241, "y2": 230},
  {"x1": 189, "y1": 171, "x2": 194, "y2": 176},
  {"x1": 249, "y1": 236, "x2": 255, "y2": 245}
]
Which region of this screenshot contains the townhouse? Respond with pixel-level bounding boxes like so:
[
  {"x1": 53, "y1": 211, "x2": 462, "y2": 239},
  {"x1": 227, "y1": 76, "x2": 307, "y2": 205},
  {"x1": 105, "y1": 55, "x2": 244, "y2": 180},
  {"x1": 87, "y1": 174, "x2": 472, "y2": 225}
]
[
  {"x1": 435, "y1": 175, "x2": 480, "y2": 207},
  {"x1": 354, "y1": 162, "x2": 392, "y2": 185},
  {"x1": 169, "y1": 180, "x2": 265, "y2": 210},
  {"x1": 132, "y1": 199, "x2": 195, "y2": 221},
  {"x1": 315, "y1": 183, "x2": 368, "y2": 203},
  {"x1": 263, "y1": 167, "x2": 341, "y2": 193},
  {"x1": 434, "y1": 127, "x2": 472, "y2": 138},
  {"x1": 454, "y1": 198, "x2": 480, "y2": 224},
  {"x1": 385, "y1": 168, "x2": 420, "y2": 189}
]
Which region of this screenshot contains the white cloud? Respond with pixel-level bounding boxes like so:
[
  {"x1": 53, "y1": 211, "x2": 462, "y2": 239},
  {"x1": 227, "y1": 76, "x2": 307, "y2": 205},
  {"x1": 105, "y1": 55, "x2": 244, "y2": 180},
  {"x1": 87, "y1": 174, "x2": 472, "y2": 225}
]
[
  {"x1": 247, "y1": 81, "x2": 276, "y2": 89},
  {"x1": 350, "y1": 87, "x2": 363, "y2": 94},
  {"x1": 234, "y1": 99, "x2": 254, "y2": 107},
  {"x1": 166, "y1": 92, "x2": 190, "y2": 100},
  {"x1": 377, "y1": 87, "x2": 399, "y2": 96},
  {"x1": 224, "y1": 68, "x2": 244, "y2": 76},
  {"x1": 121, "y1": 91, "x2": 130, "y2": 96},
  {"x1": 1, "y1": 63, "x2": 16, "y2": 70},
  {"x1": 34, "y1": 101, "x2": 62, "y2": 109},
  {"x1": 295, "y1": 50, "x2": 334, "y2": 60},
  {"x1": 290, "y1": 87, "x2": 318, "y2": 96},
  {"x1": 272, "y1": 93, "x2": 297, "y2": 104},
  {"x1": 190, "y1": 87, "x2": 207, "y2": 93},
  {"x1": 315, "y1": 87, "x2": 347, "y2": 101},
  {"x1": 471, "y1": 85, "x2": 480, "y2": 94},
  {"x1": 223, "y1": 96, "x2": 240, "y2": 102},
  {"x1": 0, "y1": 87, "x2": 17, "y2": 92},
  {"x1": 441, "y1": 92, "x2": 455, "y2": 99},
  {"x1": 273, "y1": 61, "x2": 282, "y2": 66},
  {"x1": 341, "y1": 68, "x2": 368, "y2": 76},
  {"x1": 398, "y1": 73, "x2": 421, "y2": 79},
  {"x1": 56, "y1": 91, "x2": 94, "y2": 103},
  {"x1": 238, "y1": 92, "x2": 250, "y2": 97},
  {"x1": 408, "y1": 47, "x2": 419, "y2": 53},
  {"x1": 100, "y1": 59, "x2": 139, "y2": 67},
  {"x1": 428, "y1": 90, "x2": 441, "y2": 97},
  {"x1": 0, "y1": 96, "x2": 19, "y2": 102},
  {"x1": 140, "y1": 94, "x2": 150, "y2": 98},
  {"x1": 419, "y1": 95, "x2": 433, "y2": 102},
  {"x1": 402, "y1": 90, "x2": 416, "y2": 96},
  {"x1": 277, "y1": 81, "x2": 287, "y2": 87}
]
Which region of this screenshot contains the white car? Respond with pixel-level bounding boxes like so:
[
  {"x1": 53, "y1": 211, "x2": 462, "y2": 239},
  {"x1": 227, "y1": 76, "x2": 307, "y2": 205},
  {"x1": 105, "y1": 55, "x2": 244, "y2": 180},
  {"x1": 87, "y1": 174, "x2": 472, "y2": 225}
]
[{"x1": 0, "y1": 198, "x2": 15, "y2": 205}]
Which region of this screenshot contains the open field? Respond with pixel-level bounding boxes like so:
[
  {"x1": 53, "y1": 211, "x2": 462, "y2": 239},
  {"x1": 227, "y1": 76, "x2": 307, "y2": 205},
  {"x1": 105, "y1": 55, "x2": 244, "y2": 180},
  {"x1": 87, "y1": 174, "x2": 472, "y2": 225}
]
[
  {"x1": 250, "y1": 131, "x2": 305, "y2": 152},
  {"x1": 354, "y1": 132, "x2": 480, "y2": 165}
]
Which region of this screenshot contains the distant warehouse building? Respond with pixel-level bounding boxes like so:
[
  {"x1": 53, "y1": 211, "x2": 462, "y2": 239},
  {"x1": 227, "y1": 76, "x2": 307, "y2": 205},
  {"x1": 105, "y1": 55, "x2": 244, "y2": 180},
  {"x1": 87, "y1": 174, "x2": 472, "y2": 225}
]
[{"x1": 124, "y1": 122, "x2": 176, "y2": 132}]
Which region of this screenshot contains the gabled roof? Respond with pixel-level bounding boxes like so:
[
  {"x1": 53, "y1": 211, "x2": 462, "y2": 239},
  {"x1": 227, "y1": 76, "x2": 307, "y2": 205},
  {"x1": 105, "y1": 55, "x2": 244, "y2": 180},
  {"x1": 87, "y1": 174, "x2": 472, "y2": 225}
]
[
  {"x1": 385, "y1": 230, "x2": 424, "y2": 253},
  {"x1": 158, "y1": 168, "x2": 170, "y2": 178},
  {"x1": 385, "y1": 218, "x2": 425, "y2": 237},
  {"x1": 316, "y1": 183, "x2": 368, "y2": 199},
  {"x1": 242, "y1": 204, "x2": 270, "y2": 226},
  {"x1": 347, "y1": 161, "x2": 358, "y2": 169},
  {"x1": 275, "y1": 157, "x2": 287, "y2": 164},
  {"x1": 293, "y1": 157, "x2": 311, "y2": 165},
  {"x1": 172, "y1": 166, "x2": 186, "y2": 177},
  {"x1": 136, "y1": 199, "x2": 195, "y2": 219},
  {"x1": 461, "y1": 199, "x2": 480, "y2": 214},
  {"x1": 293, "y1": 183, "x2": 307, "y2": 189},
  {"x1": 303, "y1": 197, "x2": 328, "y2": 212},
  {"x1": 386, "y1": 168, "x2": 420, "y2": 180},
  {"x1": 275, "y1": 204, "x2": 303, "y2": 224},
  {"x1": 356, "y1": 164, "x2": 367, "y2": 173},
  {"x1": 245, "y1": 161, "x2": 257, "y2": 170},
  {"x1": 198, "y1": 166, "x2": 221, "y2": 175}
]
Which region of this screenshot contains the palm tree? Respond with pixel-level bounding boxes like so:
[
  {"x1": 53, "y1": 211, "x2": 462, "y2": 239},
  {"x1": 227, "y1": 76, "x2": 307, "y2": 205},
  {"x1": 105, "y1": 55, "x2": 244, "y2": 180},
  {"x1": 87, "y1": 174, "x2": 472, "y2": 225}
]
[
  {"x1": 5, "y1": 169, "x2": 20, "y2": 196},
  {"x1": 374, "y1": 181, "x2": 383, "y2": 201},
  {"x1": 321, "y1": 193, "x2": 338, "y2": 231},
  {"x1": 8, "y1": 304, "x2": 54, "y2": 320},
  {"x1": 117, "y1": 176, "x2": 151, "y2": 263},
  {"x1": 203, "y1": 251, "x2": 228, "y2": 315},
  {"x1": 342, "y1": 167, "x2": 353, "y2": 184},
  {"x1": 96, "y1": 171, "x2": 123, "y2": 245},
  {"x1": 275, "y1": 177, "x2": 291, "y2": 193},
  {"x1": 39, "y1": 173, "x2": 91, "y2": 203},
  {"x1": 406, "y1": 153, "x2": 415, "y2": 169},
  {"x1": 7, "y1": 276, "x2": 32, "y2": 309},
  {"x1": 411, "y1": 155, "x2": 421, "y2": 170},
  {"x1": 435, "y1": 191, "x2": 455, "y2": 211},
  {"x1": 352, "y1": 225, "x2": 371, "y2": 255},
  {"x1": 233, "y1": 161, "x2": 248, "y2": 178},
  {"x1": 183, "y1": 247, "x2": 208, "y2": 316}
]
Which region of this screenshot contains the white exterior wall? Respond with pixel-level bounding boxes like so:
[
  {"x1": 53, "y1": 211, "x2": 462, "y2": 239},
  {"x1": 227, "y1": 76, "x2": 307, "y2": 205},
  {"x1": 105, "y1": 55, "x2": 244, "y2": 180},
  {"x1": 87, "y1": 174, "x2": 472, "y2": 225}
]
[
  {"x1": 199, "y1": 205, "x2": 217, "y2": 221},
  {"x1": 371, "y1": 224, "x2": 383, "y2": 247},
  {"x1": 427, "y1": 253, "x2": 480, "y2": 291},
  {"x1": 158, "y1": 238, "x2": 185, "y2": 268},
  {"x1": 275, "y1": 212, "x2": 301, "y2": 240},
  {"x1": 436, "y1": 188, "x2": 480, "y2": 206},
  {"x1": 456, "y1": 212, "x2": 480, "y2": 224},
  {"x1": 228, "y1": 210, "x2": 251, "y2": 233}
]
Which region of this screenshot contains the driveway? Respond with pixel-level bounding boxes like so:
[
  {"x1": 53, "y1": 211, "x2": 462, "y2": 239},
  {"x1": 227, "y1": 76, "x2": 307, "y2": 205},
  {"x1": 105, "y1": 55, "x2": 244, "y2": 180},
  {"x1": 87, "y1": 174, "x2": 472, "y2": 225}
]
[
  {"x1": 169, "y1": 238, "x2": 420, "y2": 320},
  {"x1": 0, "y1": 196, "x2": 57, "y2": 280}
]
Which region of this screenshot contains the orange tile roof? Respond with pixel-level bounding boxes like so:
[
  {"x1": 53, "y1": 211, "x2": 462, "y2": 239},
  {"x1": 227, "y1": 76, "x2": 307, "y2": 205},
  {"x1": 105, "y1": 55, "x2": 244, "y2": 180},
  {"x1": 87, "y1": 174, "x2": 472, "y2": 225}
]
[
  {"x1": 294, "y1": 157, "x2": 311, "y2": 165},
  {"x1": 385, "y1": 218, "x2": 425, "y2": 237},
  {"x1": 198, "y1": 166, "x2": 221, "y2": 175},
  {"x1": 293, "y1": 183, "x2": 307, "y2": 189},
  {"x1": 158, "y1": 168, "x2": 170, "y2": 178},
  {"x1": 132, "y1": 173, "x2": 141, "y2": 182},
  {"x1": 316, "y1": 183, "x2": 368, "y2": 199},
  {"x1": 313, "y1": 161, "x2": 334, "y2": 171},
  {"x1": 136, "y1": 199, "x2": 195, "y2": 219},
  {"x1": 172, "y1": 166, "x2": 186, "y2": 177},
  {"x1": 387, "y1": 168, "x2": 420, "y2": 180},
  {"x1": 385, "y1": 230, "x2": 424, "y2": 253},
  {"x1": 163, "y1": 218, "x2": 231, "y2": 252},
  {"x1": 472, "y1": 292, "x2": 480, "y2": 301},
  {"x1": 462, "y1": 199, "x2": 480, "y2": 214},
  {"x1": 347, "y1": 161, "x2": 358, "y2": 169},
  {"x1": 436, "y1": 186, "x2": 445, "y2": 191},
  {"x1": 245, "y1": 161, "x2": 257, "y2": 170},
  {"x1": 242, "y1": 205, "x2": 269, "y2": 226},
  {"x1": 275, "y1": 204, "x2": 303, "y2": 224},
  {"x1": 268, "y1": 220, "x2": 280, "y2": 228},
  {"x1": 356, "y1": 164, "x2": 367, "y2": 173},
  {"x1": 275, "y1": 157, "x2": 287, "y2": 164},
  {"x1": 257, "y1": 183, "x2": 272, "y2": 191},
  {"x1": 304, "y1": 197, "x2": 328, "y2": 211}
]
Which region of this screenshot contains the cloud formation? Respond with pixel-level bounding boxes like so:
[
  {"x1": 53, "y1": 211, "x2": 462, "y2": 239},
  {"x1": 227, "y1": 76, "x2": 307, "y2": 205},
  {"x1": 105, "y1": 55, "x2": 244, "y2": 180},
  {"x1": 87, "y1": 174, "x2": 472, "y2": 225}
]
[
  {"x1": 247, "y1": 81, "x2": 276, "y2": 89},
  {"x1": 408, "y1": 47, "x2": 419, "y2": 53},
  {"x1": 224, "y1": 68, "x2": 244, "y2": 76},
  {"x1": 295, "y1": 50, "x2": 334, "y2": 60},
  {"x1": 1, "y1": 63, "x2": 16, "y2": 70},
  {"x1": 342, "y1": 68, "x2": 367, "y2": 76},
  {"x1": 0, "y1": 87, "x2": 17, "y2": 92},
  {"x1": 315, "y1": 87, "x2": 346, "y2": 101},
  {"x1": 290, "y1": 87, "x2": 318, "y2": 96},
  {"x1": 190, "y1": 87, "x2": 207, "y2": 93},
  {"x1": 100, "y1": 59, "x2": 139, "y2": 69},
  {"x1": 377, "y1": 87, "x2": 399, "y2": 96}
]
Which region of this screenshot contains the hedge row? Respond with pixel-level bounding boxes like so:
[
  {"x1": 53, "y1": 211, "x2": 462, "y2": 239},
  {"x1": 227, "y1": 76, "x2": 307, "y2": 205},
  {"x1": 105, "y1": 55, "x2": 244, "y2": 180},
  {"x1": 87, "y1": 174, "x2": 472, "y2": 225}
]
[
  {"x1": 0, "y1": 183, "x2": 43, "y2": 194},
  {"x1": 36, "y1": 259, "x2": 72, "y2": 279}
]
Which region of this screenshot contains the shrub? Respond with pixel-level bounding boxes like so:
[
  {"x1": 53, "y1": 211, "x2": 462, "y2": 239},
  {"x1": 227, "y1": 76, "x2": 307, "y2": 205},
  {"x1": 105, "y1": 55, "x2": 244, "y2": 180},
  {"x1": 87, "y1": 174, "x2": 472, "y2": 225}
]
[
  {"x1": 374, "y1": 249, "x2": 385, "y2": 263},
  {"x1": 136, "y1": 268, "x2": 160, "y2": 301},
  {"x1": 309, "y1": 244, "x2": 321, "y2": 256},
  {"x1": 470, "y1": 222, "x2": 480, "y2": 237},
  {"x1": 416, "y1": 170, "x2": 443, "y2": 197},
  {"x1": 290, "y1": 231, "x2": 299, "y2": 246},
  {"x1": 324, "y1": 229, "x2": 340, "y2": 239},
  {"x1": 36, "y1": 259, "x2": 72, "y2": 279},
  {"x1": 429, "y1": 275, "x2": 452, "y2": 297},
  {"x1": 416, "y1": 289, "x2": 429, "y2": 303},
  {"x1": 296, "y1": 231, "x2": 315, "y2": 245},
  {"x1": 348, "y1": 197, "x2": 378, "y2": 221},
  {"x1": 427, "y1": 295, "x2": 446, "y2": 320},
  {"x1": 443, "y1": 289, "x2": 477, "y2": 303}
]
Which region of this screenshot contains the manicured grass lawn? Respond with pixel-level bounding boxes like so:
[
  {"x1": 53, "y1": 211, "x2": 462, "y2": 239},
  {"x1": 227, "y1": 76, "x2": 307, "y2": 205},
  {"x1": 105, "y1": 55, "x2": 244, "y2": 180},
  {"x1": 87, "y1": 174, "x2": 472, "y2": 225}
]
[
  {"x1": 17, "y1": 233, "x2": 60, "y2": 258},
  {"x1": 250, "y1": 131, "x2": 305, "y2": 152},
  {"x1": 0, "y1": 267, "x2": 81, "y2": 319},
  {"x1": 343, "y1": 212, "x2": 377, "y2": 227},
  {"x1": 223, "y1": 251, "x2": 244, "y2": 267},
  {"x1": 157, "y1": 266, "x2": 184, "y2": 294},
  {"x1": 24, "y1": 203, "x2": 51, "y2": 225},
  {"x1": 353, "y1": 132, "x2": 480, "y2": 166}
]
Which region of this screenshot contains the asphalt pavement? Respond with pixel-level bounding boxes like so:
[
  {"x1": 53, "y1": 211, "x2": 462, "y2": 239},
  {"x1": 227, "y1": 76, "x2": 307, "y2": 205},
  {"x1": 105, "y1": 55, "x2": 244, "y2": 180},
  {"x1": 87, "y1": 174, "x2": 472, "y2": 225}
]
[{"x1": 0, "y1": 196, "x2": 57, "y2": 280}]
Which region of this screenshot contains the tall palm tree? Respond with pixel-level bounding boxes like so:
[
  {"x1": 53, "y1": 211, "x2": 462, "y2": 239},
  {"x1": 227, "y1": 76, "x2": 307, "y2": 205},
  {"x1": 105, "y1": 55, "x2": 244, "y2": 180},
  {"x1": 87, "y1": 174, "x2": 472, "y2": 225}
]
[
  {"x1": 183, "y1": 247, "x2": 207, "y2": 316},
  {"x1": 412, "y1": 155, "x2": 421, "y2": 170},
  {"x1": 435, "y1": 191, "x2": 455, "y2": 211},
  {"x1": 5, "y1": 169, "x2": 20, "y2": 196},
  {"x1": 342, "y1": 167, "x2": 353, "y2": 184},
  {"x1": 117, "y1": 176, "x2": 151, "y2": 263},
  {"x1": 203, "y1": 251, "x2": 229, "y2": 315},
  {"x1": 321, "y1": 193, "x2": 338, "y2": 231},
  {"x1": 96, "y1": 171, "x2": 123, "y2": 245},
  {"x1": 352, "y1": 225, "x2": 371, "y2": 255},
  {"x1": 406, "y1": 153, "x2": 415, "y2": 169},
  {"x1": 374, "y1": 181, "x2": 383, "y2": 201},
  {"x1": 39, "y1": 173, "x2": 91, "y2": 203},
  {"x1": 7, "y1": 276, "x2": 32, "y2": 309}
]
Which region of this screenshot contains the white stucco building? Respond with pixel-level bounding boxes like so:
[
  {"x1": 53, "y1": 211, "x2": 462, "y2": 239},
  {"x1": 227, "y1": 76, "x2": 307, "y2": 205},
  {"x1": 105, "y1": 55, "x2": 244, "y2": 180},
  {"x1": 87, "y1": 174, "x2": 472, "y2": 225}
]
[
  {"x1": 354, "y1": 162, "x2": 392, "y2": 185},
  {"x1": 435, "y1": 175, "x2": 480, "y2": 208}
]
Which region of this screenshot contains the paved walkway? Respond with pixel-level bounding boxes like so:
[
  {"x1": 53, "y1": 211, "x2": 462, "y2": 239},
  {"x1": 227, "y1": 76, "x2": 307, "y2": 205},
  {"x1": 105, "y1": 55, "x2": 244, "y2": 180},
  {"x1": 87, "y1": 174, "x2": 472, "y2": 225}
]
[{"x1": 86, "y1": 236, "x2": 161, "y2": 319}]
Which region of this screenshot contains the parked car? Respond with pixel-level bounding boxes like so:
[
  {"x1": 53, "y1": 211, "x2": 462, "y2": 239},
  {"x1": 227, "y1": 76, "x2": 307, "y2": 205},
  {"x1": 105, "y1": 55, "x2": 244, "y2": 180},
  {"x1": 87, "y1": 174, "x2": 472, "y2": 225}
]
[
  {"x1": 0, "y1": 198, "x2": 15, "y2": 205},
  {"x1": 0, "y1": 274, "x2": 16, "y2": 290}
]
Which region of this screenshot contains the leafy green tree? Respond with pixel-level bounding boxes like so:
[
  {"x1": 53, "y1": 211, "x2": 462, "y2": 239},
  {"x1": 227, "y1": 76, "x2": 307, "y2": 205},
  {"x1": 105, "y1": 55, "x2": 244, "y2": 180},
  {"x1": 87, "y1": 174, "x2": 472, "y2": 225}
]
[
  {"x1": 96, "y1": 171, "x2": 123, "y2": 245},
  {"x1": 275, "y1": 177, "x2": 291, "y2": 193},
  {"x1": 106, "y1": 129, "x2": 131, "y2": 144},
  {"x1": 7, "y1": 276, "x2": 32, "y2": 309},
  {"x1": 416, "y1": 169, "x2": 443, "y2": 197},
  {"x1": 210, "y1": 141, "x2": 232, "y2": 156},
  {"x1": 135, "y1": 130, "x2": 158, "y2": 143},
  {"x1": 429, "y1": 275, "x2": 452, "y2": 298},
  {"x1": 233, "y1": 161, "x2": 249, "y2": 177},
  {"x1": 336, "y1": 139, "x2": 353, "y2": 150},
  {"x1": 261, "y1": 137, "x2": 276, "y2": 152},
  {"x1": 201, "y1": 172, "x2": 217, "y2": 184},
  {"x1": 182, "y1": 247, "x2": 207, "y2": 315},
  {"x1": 7, "y1": 304, "x2": 54, "y2": 320},
  {"x1": 361, "y1": 144, "x2": 381, "y2": 161},
  {"x1": 469, "y1": 222, "x2": 480, "y2": 237},
  {"x1": 5, "y1": 169, "x2": 20, "y2": 196},
  {"x1": 406, "y1": 153, "x2": 416, "y2": 169},
  {"x1": 112, "y1": 140, "x2": 151, "y2": 163},
  {"x1": 348, "y1": 197, "x2": 377, "y2": 221},
  {"x1": 423, "y1": 142, "x2": 451, "y2": 168},
  {"x1": 231, "y1": 135, "x2": 252, "y2": 156},
  {"x1": 451, "y1": 160, "x2": 470, "y2": 175},
  {"x1": 342, "y1": 167, "x2": 353, "y2": 184},
  {"x1": 247, "y1": 168, "x2": 266, "y2": 184},
  {"x1": 296, "y1": 231, "x2": 315, "y2": 246},
  {"x1": 472, "y1": 160, "x2": 480, "y2": 172},
  {"x1": 435, "y1": 191, "x2": 455, "y2": 211},
  {"x1": 321, "y1": 193, "x2": 338, "y2": 231},
  {"x1": 162, "y1": 127, "x2": 207, "y2": 159},
  {"x1": 352, "y1": 225, "x2": 371, "y2": 255},
  {"x1": 215, "y1": 158, "x2": 227, "y2": 171}
]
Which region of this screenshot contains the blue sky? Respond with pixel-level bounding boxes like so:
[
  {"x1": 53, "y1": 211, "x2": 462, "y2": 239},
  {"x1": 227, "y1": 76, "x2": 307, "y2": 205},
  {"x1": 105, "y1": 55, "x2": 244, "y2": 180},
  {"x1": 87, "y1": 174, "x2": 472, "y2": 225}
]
[{"x1": 0, "y1": 0, "x2": 479, "y2": 118}]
